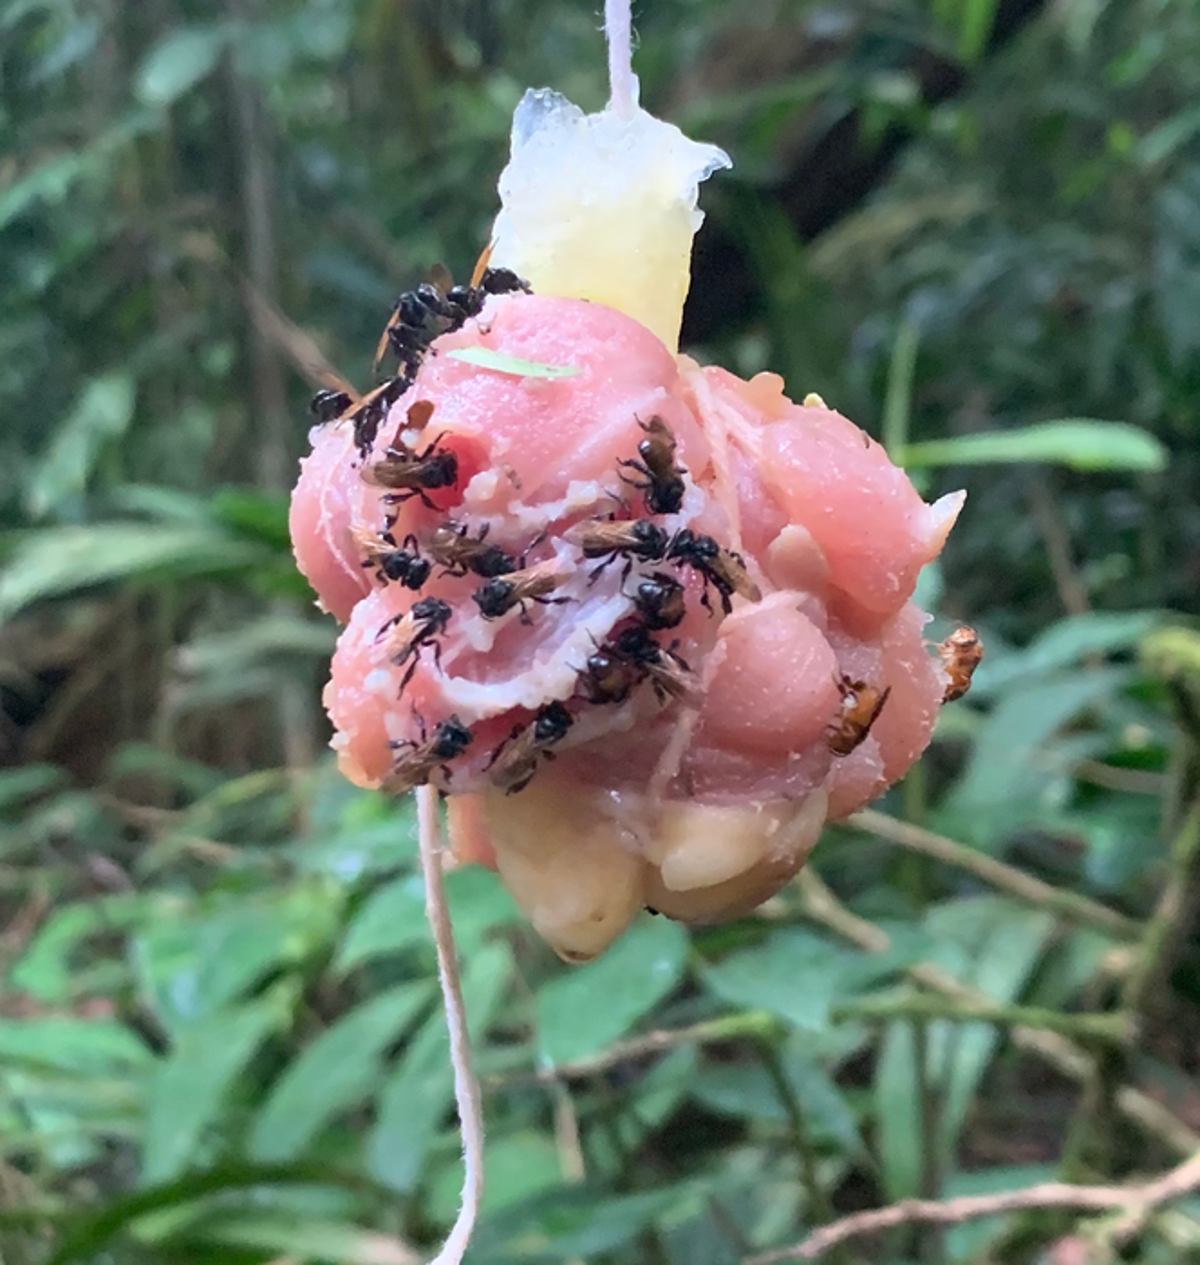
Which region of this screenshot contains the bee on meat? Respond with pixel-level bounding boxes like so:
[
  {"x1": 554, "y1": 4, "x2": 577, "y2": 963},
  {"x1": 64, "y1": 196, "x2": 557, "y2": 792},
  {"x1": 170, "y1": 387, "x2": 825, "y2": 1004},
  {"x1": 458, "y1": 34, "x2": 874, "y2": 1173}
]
[
  {"x1": 631, "y1": 571, "x2": 687, "y2": 631},
  {"x1": 375, "y1": 269, "x2": 532, "y2": 377},
  {"x1": 427, "y1": 521, "x2": 518, "y2": 579},
  {"x1": 362, "y1": 434, "x2": 459, "y2": 510},
  {"x1": 309, "y1": 387, "x2": 353, "y2": 423},
  {"x1": 574, "y1": 517, "x2": 669, "y2": 583},
  {"x1": 611, "y1": 624, "x2": 702, "y2": 707},
  {"x1": 666, "y1": 529, "x2": 762, "y2": 615},
  {"x1": 353, "y1": 527, "x2": 430, "y2": 591},
  {"x1": 344, "y1": 376, "x2": 409, "y2": 458},
  {"x1": 384, "y1": 713, "x2": 473, "y2": 795},
  {"x1": 472, "y1": 563, "x2": 571, "y2": 623},
  {"x1": 826, "y1": 674, "x2": 891, "y2": 757},
  {"x1": 377, "y1": 596, "x2": 453, "y2": 690},
  {"x1": 575, "y1": 641, "x2": 644, "y2": 705},
  {"x1": 488, "y1": 701, "x2": 574, "y2": 794},
  {"x1": 618, "y1": 416, "x2": 687, "y2": 516},
  {"x1": 937, "y1": 625, "x2": 984, "y2": 704}
]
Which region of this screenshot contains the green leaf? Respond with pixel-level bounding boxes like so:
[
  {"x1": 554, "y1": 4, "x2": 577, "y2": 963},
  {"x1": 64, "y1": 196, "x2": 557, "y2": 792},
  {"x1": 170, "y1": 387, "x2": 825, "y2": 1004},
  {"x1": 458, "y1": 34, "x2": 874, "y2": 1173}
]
[
  {"x1": 0, "y1": 523, "x2": 267, "y2": 621},
  {"x1": 249, "y1": 983, "x2": 433, "y2": 1162},
  {"x1": 444, "y1": 347, "x2": 581, "y2": 378},
  {"x1": 0, "y1": 1017, "x2": 151, "y2": 1075},
  {"x1": 875, "y1": 1019, "x2": 922, "y2": 1200},
  {"x1": 141, "y1": 988, "x2": 292, "y2": 1185},
  {"x1": 0, "y1": 152, "x2": 91, "y2": 232},
  {"x1": 536, "y1": 917, "x2": 688, "y2": 1066},
  {"x1": 701, "y1": 928, "x2": 884, "y2": 1033},
  {"x1": 136, "y1": 26, "x2": 229, "y2": 107},
  {"x1": 368, "y1": 942, "x2": 512, "y2": 1192},
  {"x1": 337, "y1": 866, "x2": 518, "y2": 972},
  {"x1": 901, "y1": 420, "x2": 1167, "y2": 473},
  {"x1": 26, "y1": 373, "x2": 136, "y2": 518},
  {"x1": 195, "y1": 1213, "x2": 419, "y2": 1263},
  {"x1": 426, "y1": 1131, "x2": 562, "y2": 1225},
  {"x1": 133, "y1": 882, "x2": 342, "y2": 1035}
]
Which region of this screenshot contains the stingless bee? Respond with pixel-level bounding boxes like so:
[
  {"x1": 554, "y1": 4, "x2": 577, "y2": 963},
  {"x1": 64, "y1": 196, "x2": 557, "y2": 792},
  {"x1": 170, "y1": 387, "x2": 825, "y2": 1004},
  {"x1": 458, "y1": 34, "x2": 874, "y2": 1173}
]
[
  {"x1": 575, "y1": 641, "x2": 643, "y2": 705},
  {"x1": 374, "y1": 269, "x2": 532, "y2": 376},
  {"x1": 665, "y1": 529, "x2": 762, "y2": 615},
  {"x1": 353, "y1": 527, "x2": 431, "y2": 591},
  {"x1": 572, "y1": 517, "x2": 670, "y2": 582},
  {"x1": 630, "y1": 571, "x2": 687, "y2": 631},
  {"x1": 309, "y1": 387, "x2": 353, "y2": 422},
  {"x1": 377, "y1": 596, "x2": 453, "y2": 690},
  {"x1": 341, "y1": 376, "x2": 409, "y2": 458},
  {"x1": 826, "y1": 674, "x2": 891, "y2": 756},
  {"x1": 384, "y1": 714, "x2": 473, "y2": 795},
  {"x1": 488, "y1": 701, "x2": 574, "y2": 794},
  {"x1": 473, "y1": 563, "x2": 572, "y2": 623},
  {"x1": 362, "y1": 434, "x2": 459, "y2": 510},
  {"x1": 427, "y1": 521, "x2": 518, "y2": 579},
  {"x1": 618, "y1": 416, "x2": 687, "y2": 516},
  {"x1": 610, "y1": 625, "x2": 702, "y2": 707},
  {"x1": 937, "y1": 625, "x2": 984, "y2": 704}
]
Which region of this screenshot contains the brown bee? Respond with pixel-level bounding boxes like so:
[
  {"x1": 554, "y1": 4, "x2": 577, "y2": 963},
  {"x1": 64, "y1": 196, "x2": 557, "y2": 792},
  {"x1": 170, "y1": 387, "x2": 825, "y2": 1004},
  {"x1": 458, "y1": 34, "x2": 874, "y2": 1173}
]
[
  {"x1": 610, "y1": 625, "x2": 702, "y2": 707},
  {"x1": 631, "y1": 571, "x2": 687, "y2": 631},
  {"x1": 473, "y1": 563, "x2": 571, "y2": 623},
  {"x1": 618, "y1": 416, "x2": 687, "y2": 516},
  {"x1": 488, "y1": 701, "x2": 574, "y2": 794},
  {"x1": 938, "y1": 625, "x2": 983, "y2": 704},
  {"x1": 826, "y1": 675, "x2": 891, "y2": 757},
  {"x1": 377, "y1": 597, "x2": 453, "y2": 690},
  {"x1": 573, "y1": 517, "x2": 670, "y2": 582},
  {"x1": 384, "y1": 714, "x2": 473, "y2": 795},
  {"x1": 575, "y1": 641, "x2": 643, "y2": 705},
  {"x1": 362, "y1": 434, "x2": 459, "y2": 510},
  {"x1": 666, "y1": 529, "x2": 762, "y2": 615},
  {"x1": 427, "y1": 521, "x2": 519, "y2": 579},
  {"x1": 353, "y1": 527, "x2": 431, "y2": 590}
]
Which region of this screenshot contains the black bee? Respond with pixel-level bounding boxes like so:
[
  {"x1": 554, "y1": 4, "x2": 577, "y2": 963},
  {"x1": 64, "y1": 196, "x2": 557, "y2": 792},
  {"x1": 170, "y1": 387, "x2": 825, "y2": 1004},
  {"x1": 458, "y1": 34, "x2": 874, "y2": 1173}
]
[
  {"x1": 666, "y1": 529, "x2": 762, "y2": 615},
  {"x1": 473, "y1": 564, "x2": 571, "y2": 623},
  {"x1": 610, "y1": 624, "x2": 701, "y2": 707},
  {"x1": 375, "y1": 269, "x2": 532, "y2": 377},
  {"x1": 427, "y1": 521, "x2": 518, "y2": 579},
  {"x1": 363, "y1": 434, "x2": 459, "y2": 510},
  {"x1": 377, "y1": 597, "x2": 453, "y2": 690},
  {"x1": 309, "y1": 387, "x2": 353, "y2": 422},
  {"x1": 344, "y1": 376, "x2": 410, "y2": 457},
  {"x1": 384, "y1": 714, "x2": 474, "y2": 794},
  {"x1": 631, "y1": 572, "x2": 687, "y2": 630},
  {"x1": 826, "y1": 675, "x2": 891, "y2": 757},
  {"x1": 618, "y1": 416, "x2": 687, "y2": 516},
  {"x1": 353, "y1": 528, "x2": 431, "y2": 591},
  {"x1": 488, "y1": 701, "x2": 574, "y2": 794},
  {"x1": 573, "y1": 517, "x2": 670, "y2": 582}
]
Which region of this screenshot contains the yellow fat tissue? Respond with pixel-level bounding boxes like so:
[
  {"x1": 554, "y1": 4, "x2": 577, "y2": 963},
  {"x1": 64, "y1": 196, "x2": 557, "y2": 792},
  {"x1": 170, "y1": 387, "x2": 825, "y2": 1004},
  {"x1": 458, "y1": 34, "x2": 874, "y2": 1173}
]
[{"x1": 489, "y1": 87, "x2": 730, "y2": 350}]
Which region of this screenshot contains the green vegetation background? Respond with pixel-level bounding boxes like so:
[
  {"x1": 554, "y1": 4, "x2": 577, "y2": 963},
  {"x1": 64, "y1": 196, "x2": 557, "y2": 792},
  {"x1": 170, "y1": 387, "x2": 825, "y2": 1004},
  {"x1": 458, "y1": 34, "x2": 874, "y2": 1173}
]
[{"x1": 2, "y1": 0, "x2": 1199, "y2": 1262}]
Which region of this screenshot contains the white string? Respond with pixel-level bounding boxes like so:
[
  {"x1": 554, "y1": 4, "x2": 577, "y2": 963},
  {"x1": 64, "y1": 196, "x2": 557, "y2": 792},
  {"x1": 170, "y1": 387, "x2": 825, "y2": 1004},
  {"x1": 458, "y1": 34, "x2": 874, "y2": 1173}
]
[
  {"x1": 416, "y1": 785, "x2": 485, "y2": 1265},
  {"x1": 605, "y1": 0, "x2": 637, "y2": 117}
]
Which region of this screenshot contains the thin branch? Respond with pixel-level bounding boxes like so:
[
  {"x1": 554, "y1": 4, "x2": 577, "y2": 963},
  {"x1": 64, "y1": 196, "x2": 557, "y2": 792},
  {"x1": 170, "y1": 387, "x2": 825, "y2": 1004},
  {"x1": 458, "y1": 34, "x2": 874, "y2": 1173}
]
[
  {"x1": 796, "y1": 869, "x2": 1200, "y2": 1159},
  {"x1": 832, "y1": 994, "x2": 1134, "y2": 1047},
  {"x1": 744, "y1": 1148, "x2": 1200, "y2": 1263},
  {"x1": 847, "y1": 809, "x2": 1140, "y2": 939}
]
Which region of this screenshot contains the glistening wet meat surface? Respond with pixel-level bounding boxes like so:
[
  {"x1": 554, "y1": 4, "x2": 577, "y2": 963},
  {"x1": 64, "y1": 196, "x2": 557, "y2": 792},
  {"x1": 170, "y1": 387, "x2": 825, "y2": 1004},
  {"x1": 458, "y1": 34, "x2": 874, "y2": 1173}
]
[{"x1": 290, "y1": 290, "x2": 965, "y2": 959}]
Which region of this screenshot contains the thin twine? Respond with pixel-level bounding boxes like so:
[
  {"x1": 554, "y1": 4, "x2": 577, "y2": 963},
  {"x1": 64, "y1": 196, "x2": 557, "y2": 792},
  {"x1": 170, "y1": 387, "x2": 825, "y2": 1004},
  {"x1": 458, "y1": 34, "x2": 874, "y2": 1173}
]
[
  {"x1": 605, "y1": 0, "x2": 636, "y2": 117},
  {"x1": 417, "y1": 785, "x2": 484, "y2": 1265}
]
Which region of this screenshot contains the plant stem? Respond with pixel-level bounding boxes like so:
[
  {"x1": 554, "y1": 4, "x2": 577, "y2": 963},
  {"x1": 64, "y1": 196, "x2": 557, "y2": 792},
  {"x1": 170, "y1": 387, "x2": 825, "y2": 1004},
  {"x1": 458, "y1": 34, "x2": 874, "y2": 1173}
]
[
  {"x1": 848, "y1": 809, "x2": 1140, "y2": 939},
  {"x1": 832, "y1": 995, "x2": 1133, "y2": 1046}
]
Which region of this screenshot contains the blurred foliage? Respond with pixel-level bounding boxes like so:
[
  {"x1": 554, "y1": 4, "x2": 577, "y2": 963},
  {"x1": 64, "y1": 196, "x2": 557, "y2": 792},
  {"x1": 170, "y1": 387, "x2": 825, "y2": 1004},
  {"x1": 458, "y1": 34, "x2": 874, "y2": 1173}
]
[{"x1": 2, "y1": 0, "x2": 1200, "y2": 1263}]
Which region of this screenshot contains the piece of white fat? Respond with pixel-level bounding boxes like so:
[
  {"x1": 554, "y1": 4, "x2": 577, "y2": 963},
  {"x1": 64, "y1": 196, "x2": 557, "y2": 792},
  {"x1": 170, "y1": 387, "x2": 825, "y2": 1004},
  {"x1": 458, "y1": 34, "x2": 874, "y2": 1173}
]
[{"x1": 489, "y1": 88, "x2": 730, "y2": 350}]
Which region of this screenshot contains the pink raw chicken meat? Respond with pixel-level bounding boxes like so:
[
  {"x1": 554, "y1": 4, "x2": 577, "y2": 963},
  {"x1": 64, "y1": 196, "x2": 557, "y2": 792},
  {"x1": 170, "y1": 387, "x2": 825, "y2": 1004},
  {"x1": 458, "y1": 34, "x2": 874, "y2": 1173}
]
[{"x1": 290, "y1": 291, "x2": 963, "y2": 960}]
